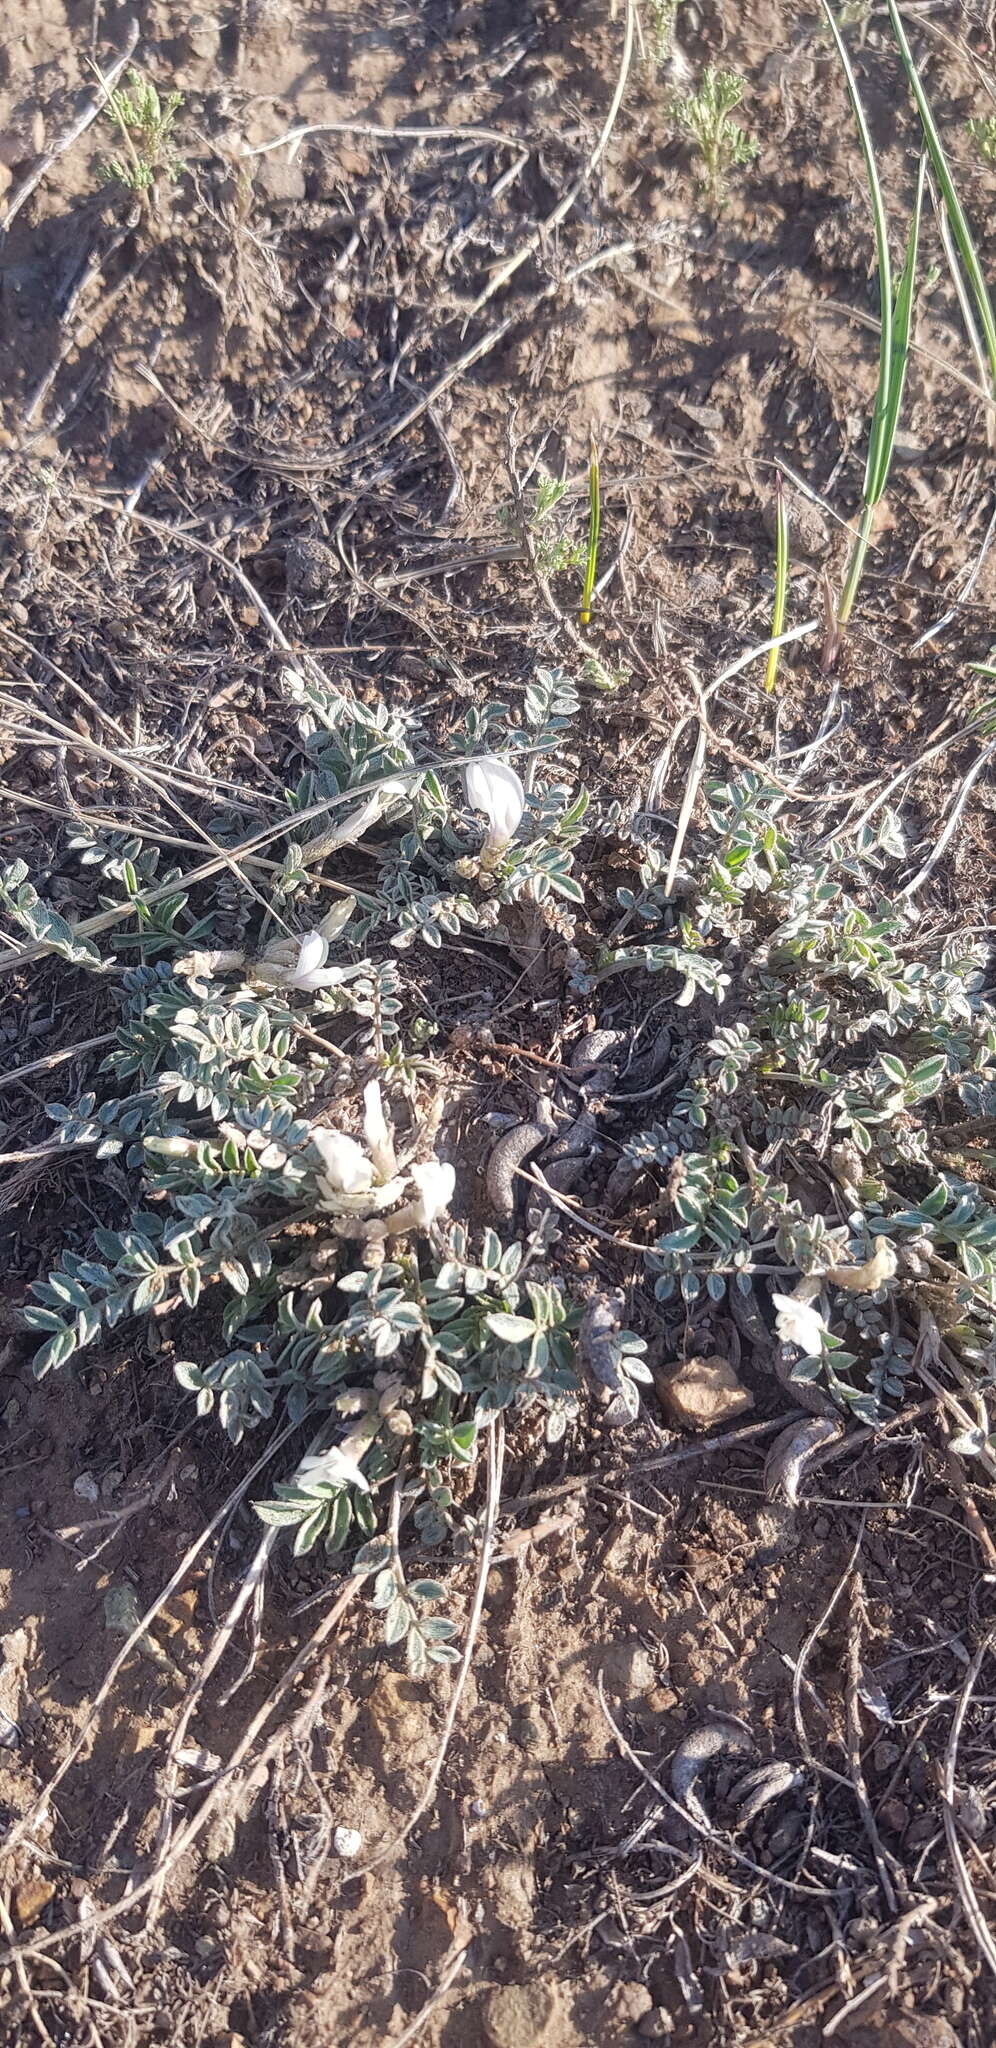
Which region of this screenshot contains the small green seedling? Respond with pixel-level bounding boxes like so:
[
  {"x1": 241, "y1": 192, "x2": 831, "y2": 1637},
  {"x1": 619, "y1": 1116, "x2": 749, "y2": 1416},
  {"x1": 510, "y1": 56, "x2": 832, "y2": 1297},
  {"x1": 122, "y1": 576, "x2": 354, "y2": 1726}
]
[
  {"x1": 646, "y1": 0, "x2": 679, "y2": 69},
  {"x1": 967, "y1": 115, "x2": 996, "y2": 167},
  {"x1": 579, "y1": 433, "x2": 601, "y2": 630},
  {"x1": 764, "y1": 473, "x2": 789, "y2": 694},
  {"x1": 500, "y1": 473, "x2": 585, "y2": 577},
  {"x1": 98, "y1": 68, "x2": 184, "y2": 193},
  {"x1": 674, "y1": 67, "x2": 759, "y2": 208}
]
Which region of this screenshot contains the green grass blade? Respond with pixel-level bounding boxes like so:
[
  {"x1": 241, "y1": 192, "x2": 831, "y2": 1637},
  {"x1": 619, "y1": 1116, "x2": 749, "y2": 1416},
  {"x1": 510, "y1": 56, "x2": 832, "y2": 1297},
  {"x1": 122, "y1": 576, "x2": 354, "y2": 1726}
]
[
  {"x1": 886, "y1": 0, "x2": 996, "y2": 389},
  {"x1": 874, "y1": 152, "x2": 925, "y2": 499},
  {"x1": 820, "y1": 0, "x2": 893, "y2": 505},
  {"x1": 579, "y1": 434, "x2": 601, "y2": 629},
  {"x1": 764, "y1": 473, "x2": 789, "y2": 693}
]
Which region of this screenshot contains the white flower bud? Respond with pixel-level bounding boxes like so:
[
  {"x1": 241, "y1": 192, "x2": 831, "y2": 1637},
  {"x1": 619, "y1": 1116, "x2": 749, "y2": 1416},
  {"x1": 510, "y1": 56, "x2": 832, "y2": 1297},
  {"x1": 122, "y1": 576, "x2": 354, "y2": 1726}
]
[
  {"x1": 771, "y1": 1292, "x2": 828, "y2": 1356},
  {"x1": 464, "y1": 755, "x2": 525, "y2": 859}
]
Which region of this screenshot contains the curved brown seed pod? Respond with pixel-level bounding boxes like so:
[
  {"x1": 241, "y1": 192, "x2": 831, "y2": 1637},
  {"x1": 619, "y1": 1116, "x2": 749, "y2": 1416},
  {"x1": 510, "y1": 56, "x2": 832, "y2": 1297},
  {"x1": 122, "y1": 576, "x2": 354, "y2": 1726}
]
[
  {"x1": 670, "y1": 1719, "x2": 754, "y2": 1827},
  {"x1": 486, "y1": 1100, "x2": 555, "y2": 1222},
  {"x1": 570, "y1": 1028, "x2": 625, "y2": 1074},
  {"x1": 764, "y1": 1415, "x2": 842, "y2": 1505},
  {"x1": 731, "y1": 1760, "x2": 804, "y2": 1830},
  {"x1": 578, "y1": 1289, "x2": 627, "y2": 1392}
]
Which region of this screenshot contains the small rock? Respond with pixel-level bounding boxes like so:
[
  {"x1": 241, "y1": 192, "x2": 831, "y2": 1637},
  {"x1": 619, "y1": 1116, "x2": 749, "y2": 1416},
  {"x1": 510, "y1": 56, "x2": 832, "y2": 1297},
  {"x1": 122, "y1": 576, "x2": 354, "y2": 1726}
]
[
  {"x1": 836, "y1": 2018, "x2": 959, "y2": 2048},
  {"x1": 872, "y1": 1740, "x2": 901, "y2": 1773},
  {"x1": 333, "y1": 1825, "x2": 362, "y2": 1858},
  {"x1": 655, "y1": 1354, "x2": 753, "y2": 1432},
  {"x1": 956, "y1": 1785, "x2": 989, "y2": 1841},
  {"x1": 184, "y1": 11, "x2": 222, "y2": 61},
  {"x1": 14, "y1": 1877, "x2": 55, "y2": 1928},
  {"x1": 608, "y1": 1981, "x2": 654, "y2": 2026},
  {"x1": 602, "y1": 1640, "x2": 656, "y2": 1696},
  {"x1": 877, "y1": 1798, "x2": 908, "y2": 1834},
  {"x1": 254, "y1": 150, "x2": 308, "y2": 206},
  {"x1": 73, "y1": 1471, "x2": 100, "y2": 1503},
  {"x1": 639, "y1": 2012, "x2": 674, "y2": 2041},
  {"x1": 121, "y1": 1718, "x2": 157, "y2": 1757},
  {"x1": 285, "y1": 534, "x2": 338, "y2": 602},
  {"x1": 481, "y1": 1981, "x2": 557, "y2": 2048}
]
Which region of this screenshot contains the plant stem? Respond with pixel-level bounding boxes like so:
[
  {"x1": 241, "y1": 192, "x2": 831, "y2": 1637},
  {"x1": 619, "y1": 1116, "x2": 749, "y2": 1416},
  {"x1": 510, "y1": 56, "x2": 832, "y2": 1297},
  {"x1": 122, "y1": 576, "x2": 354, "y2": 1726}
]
[
  {"x1": 837, "y1": 502, "x2": 876, "y2": 627},
  {"x1": 764, "y1": 473, "x2": 789, "y2": 692}
]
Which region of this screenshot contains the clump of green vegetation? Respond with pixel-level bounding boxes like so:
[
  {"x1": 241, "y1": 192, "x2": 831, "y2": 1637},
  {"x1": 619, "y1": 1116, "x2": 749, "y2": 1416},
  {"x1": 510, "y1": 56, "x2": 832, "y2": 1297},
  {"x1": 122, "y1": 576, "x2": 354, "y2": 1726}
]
[
  {"x1": 967, "y1": 114, "x2": 996, "y2": 167},
  {"x1": 673, "y1": 66, "x2": 759, "y2": 208},
  {"x1": 599, "y1": 773, "x2": 996, "y2": 1426},
  {"x1": 8, "y1": 669, "x2": 589, "y2": 1672},
  {"x1": 98, "y1": 68, "x2": 185, "y2": 193},
  {"x1": 500, "y1": 473, "x2": 585, "y2": 578},
  {"x1": 646, "y1": 0, "x2": 679, "y2": 69}
]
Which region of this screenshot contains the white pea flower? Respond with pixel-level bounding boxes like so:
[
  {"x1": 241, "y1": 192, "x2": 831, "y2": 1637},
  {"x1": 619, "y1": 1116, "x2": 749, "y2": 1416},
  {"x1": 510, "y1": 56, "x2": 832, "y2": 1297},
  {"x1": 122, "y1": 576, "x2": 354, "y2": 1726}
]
[
  {"x1": 771, "y1": 1292, "x2": 828, "y2": 1356},
  {"x1": 464, "y1": 755, "x2": 525, "y2": 860},
  {"x1": 363, "y1": 1080, "x2": 397, "y2": 1179},
  {"x1": 310, "y1": 1125, "x2": 373, "y2": 1196},
  {"x1": 295, "y1": 1443, "x2": 370, "y2": 1492},
  {"x1": 256, "y1": 927, "x2": 347, "y2": 993},
  {"x1": 394, "y1": 1160, "x2": 456, "y2": 1232}
]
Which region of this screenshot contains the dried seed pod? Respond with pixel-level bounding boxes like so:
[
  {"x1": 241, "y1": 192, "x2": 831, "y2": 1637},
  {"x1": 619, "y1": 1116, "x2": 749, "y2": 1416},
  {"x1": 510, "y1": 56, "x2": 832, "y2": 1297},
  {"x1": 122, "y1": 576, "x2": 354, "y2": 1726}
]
[
  {"x1": 826, "y1": 1238, "x2": 898, "y2": 1293},
  {"x1": 570, "y1": 1028, "x2": 625, "y2": 1074},
  {"x1": 764, "y1": 1415, "x2": 842, "y2": 1505},
  {"x1": 486, "y1": 1098, "x2": 556, "y2": 1222},
  {"x1": 671, "y1": 1718, "x2": 754, "y2": 1826},
  {"x1": 731, "y1": 1760, "x2": 804, "y2": 1830},
  {"x1": 578, "y1": 1290, "x2": 627, "y2": 1397}
]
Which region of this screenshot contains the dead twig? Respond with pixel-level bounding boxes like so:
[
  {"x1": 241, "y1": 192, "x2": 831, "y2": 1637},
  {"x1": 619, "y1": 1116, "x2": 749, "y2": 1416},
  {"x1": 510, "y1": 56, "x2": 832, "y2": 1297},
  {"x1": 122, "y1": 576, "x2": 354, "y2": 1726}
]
[
  {"x1": 845, "y1": 1570, "x2": 907, "y2": 1914},
  {"x1": 941, "y1": 1623, "x2": 996, "y2": 1981}
]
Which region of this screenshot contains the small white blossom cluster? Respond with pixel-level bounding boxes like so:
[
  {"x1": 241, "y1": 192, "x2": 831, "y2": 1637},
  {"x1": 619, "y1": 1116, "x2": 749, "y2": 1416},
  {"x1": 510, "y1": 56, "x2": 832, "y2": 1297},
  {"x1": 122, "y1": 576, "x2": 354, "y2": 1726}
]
[{"x1": 310, "y1": 1080, "x2": 455, "y2": 1243}]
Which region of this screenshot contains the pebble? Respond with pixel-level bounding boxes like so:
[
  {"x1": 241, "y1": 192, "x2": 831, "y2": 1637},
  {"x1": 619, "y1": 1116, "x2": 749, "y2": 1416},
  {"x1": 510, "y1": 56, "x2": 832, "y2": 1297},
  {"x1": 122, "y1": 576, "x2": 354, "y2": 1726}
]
[
  {"x1": 481, "y1": 1981, "x2": 556, "y2": 2048},
  {"x1": 184, "y1": 11, "x2": 222, "y2": 61},
  {"x1": 835, "y1": 2019, "x2": 959, "y2": 2048},
  {"x1": 655, "y1": 1354, "x2": 753, "y2": 1431},
  {"x1": 73, "y1": 1471, "x2": 100, "y2": 1503},
  {"x1": 333, "y1": 1826, "x2": 362, "y2": 1858},
  {"x1": 601, "y1": 1640, "x2": 656, "y2": 1696},
  {"x1": 13, "y1": 1877, "x2": 55, "y2": 1928},
  {"x1": 639, "y1": 2011, "x2": 674, "y2": 2041}
]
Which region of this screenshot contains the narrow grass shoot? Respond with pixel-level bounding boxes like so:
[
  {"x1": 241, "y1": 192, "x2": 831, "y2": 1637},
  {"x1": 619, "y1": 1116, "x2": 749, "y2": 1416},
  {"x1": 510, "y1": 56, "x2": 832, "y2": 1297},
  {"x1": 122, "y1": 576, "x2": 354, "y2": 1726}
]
[
  {"x1": 886, "y1": 0, "x2": 996, "y2": 405},
  {"x1": 764, "y1": 473, "x2": 789, "y2": 693},
  {"x1": 579, "y1": 433, "x2": 601, "y2": 629},
  {"x1": 821, "y1": 1, "x2": 923, "y2": 629}
]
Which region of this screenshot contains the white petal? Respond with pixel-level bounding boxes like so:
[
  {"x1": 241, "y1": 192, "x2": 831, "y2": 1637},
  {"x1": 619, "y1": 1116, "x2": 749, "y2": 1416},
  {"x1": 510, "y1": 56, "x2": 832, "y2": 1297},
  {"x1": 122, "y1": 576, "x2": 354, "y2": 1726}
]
[
  {"x1": 412, "y1": 1159, "x2": 455, "y2": 1219},
  {"x1": 387, "y1": 1160, "x2": 457, "y2": 1233},
  {"x1": 363, "y1": 1080, "x2": 397, "y2": 1179},
  {"x1": 318, "y1": 895, "x2": 357, "y2": 941},
  {"x1": 771, "y1": 1294, "x2": 827, "y2": 1354},
  {"x1": 309, "y1": 1126, "x2": 373, "y2": 1194},
  {"x1": 464, "y1": 756, "x2": 525, "y2": 849},
  {"x1": 295, "y1": 966, "x2": 346, "y2": 992},
  {"x1": 297, "y1": 1445, "x2": 370, "y2": 1492},
  {"x1": 293, "y1": 930, "x2": 328, "y2": 983}
]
